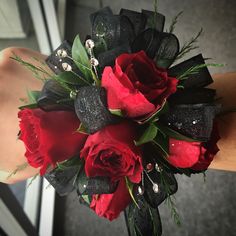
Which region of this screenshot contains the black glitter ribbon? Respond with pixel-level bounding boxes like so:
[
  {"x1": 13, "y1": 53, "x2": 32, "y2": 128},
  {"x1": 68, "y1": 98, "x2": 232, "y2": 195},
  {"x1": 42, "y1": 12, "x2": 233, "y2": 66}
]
[
  {"x1": 74, "y1": 86, "x2": 118, "y2": 134},
  {"x1": 37, "y1": 80, "x2": 74, "y2": 111}
]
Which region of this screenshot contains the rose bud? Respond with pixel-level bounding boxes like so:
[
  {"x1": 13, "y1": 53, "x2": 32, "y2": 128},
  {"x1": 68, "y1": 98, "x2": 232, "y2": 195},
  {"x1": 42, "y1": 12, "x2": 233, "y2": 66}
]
[
  {"x1": 168, "y1": 123, "x2": 220, "y2": 170},
  {"x1": 18, "y1": 108, "x2": 87, "y2": 175},
  {"x1": 90, "y1": 179, "x2": 131, "y2": 221},
  {"x1": 102, "y1": 50, "x2": 178, "y2": 119}
]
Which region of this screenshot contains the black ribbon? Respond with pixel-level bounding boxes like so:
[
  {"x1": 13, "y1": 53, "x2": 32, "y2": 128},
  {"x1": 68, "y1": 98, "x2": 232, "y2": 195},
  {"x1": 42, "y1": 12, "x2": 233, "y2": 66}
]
[
  {"x1": 132, "y1": 29, "x2": 179, "y2": 68},
  {"x1": 44, "y1": 165, "x2": 79, "y2": 196},
  {"x1": 161, "y1": 103, "x2": 221, "y2": 141},
  {"x1": 37, "y1": 80, "x2": 74, "y2": 111},
  {"x1": 74, "y1": 86, "x2": 118, "y2": 134},
  {"x1": 46, "y1": 40, "x2": 83, "y2": 77},
  {"x1": 125, "y1": 188, "x2": 162, "y2": 236},
  {"x1": 168, "y1": 54, "x2": 213, "y2": 88},
  {"x1": 75, "y1": 170, "x2": 118, "y2": 195}
]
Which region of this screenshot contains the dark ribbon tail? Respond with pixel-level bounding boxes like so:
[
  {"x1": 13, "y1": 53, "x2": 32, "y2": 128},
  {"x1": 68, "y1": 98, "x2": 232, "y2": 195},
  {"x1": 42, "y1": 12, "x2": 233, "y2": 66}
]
[{"x1": 168, "y1": 54, "x2": 213, "y2": 88}]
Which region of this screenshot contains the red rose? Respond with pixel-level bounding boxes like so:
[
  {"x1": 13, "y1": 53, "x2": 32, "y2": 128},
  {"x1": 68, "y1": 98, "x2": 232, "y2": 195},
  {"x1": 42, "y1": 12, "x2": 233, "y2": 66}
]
[
  {"x1": 102, "y1": 51, "x2": 178, "y2": 118},
  {"x1": 18, "y1": 108, "x2": 87, "y2": 175},
  {"x1": 168, "y1": 124, "x2": 220, "y2": 170},
  {"x1": 80, "y1": 121, "x2": 143, "y2": 183},
  {"x1": 90, "y1": 178, "x2": 131, "y2": 221}
]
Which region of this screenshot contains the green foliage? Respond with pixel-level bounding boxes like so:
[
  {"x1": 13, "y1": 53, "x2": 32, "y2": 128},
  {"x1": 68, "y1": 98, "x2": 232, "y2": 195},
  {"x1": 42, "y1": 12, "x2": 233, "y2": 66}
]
[
  {"x1": 27, "y1": 90, "x2": 41, "y2": 103},
  {"x1": 56, "y1": 156, "x2": 82, "y2": 171},
  {"x1": 7, "y1": 162, "x2": 28, "y2": 179},
  {"x1": 125, "y1": 177, "x2": 140, "y2": 208},
  {"x1": 109, "y1": 109, "x2": 124, "y2": 117},
  {"x1": 168, "y1": 11, "x2": 183, "y2": 33},
  {"x1": 10, "y1": 53, "x2": 52, "y2": 81},
  {"x1": 177, "y1": 63, "x2": 224, "y2": 81},
  {"x1": 176, "y1": 28, "x2": 203, "y2": 61},
  {"x1": 76, "y1": 123, "x2": 89, "y2": 135},
  {"x1": 139, "y1": 101, "x2": 169, "y2": 124},
  {"x1": 72, "y1": 34, "x2": 94, "y2": 84},
  {"x1": 152, "y1": 132, "x2": 169, "y2": 157},
  {"x1": 27, "y1": 173, "x2": 39, "y2": 188},
  {"x1": 56, "y1": 71, "x2": 88, "y2": 86},
  {"x1": 135, "y1": 123, "x2": 158, "y2": 146},
  {"x1": 160, "y1": 171, "x2": 181, "y2": 226},
  {"x1": 19, "y1": 103, "x2": 38, "y2": 110}
]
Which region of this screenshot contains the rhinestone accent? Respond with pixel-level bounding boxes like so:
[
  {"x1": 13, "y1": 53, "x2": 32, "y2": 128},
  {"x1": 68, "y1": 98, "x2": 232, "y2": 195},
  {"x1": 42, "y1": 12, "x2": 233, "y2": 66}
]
[
  {"x1": 152, "y1": 183, "x2": 159, "y2": 193},
  {"x1": 62, "y1": 62, "x2": 72, "y2": 71},
  {"x1": 90, "y1": 57, "x2": 99, "y2": 66},
  {"x1": 138, "y1": 185, "x2": 145, "y2": 195},
  {"x1": 85, "y1": 39, "x2": 95, "y2": 49},
  {"x1": 57, "y1": 49, "x2": 68, "y2": 57}
]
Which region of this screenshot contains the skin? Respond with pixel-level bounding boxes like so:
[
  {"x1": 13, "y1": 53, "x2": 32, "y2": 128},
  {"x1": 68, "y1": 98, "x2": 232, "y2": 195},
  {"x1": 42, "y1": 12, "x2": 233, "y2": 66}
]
[
  {"x1": 0, "y1": 48, "x2": 47, "y2": 184},
  {"x1": 0, "y1": 48, "x2": 235, "y2": 184}
]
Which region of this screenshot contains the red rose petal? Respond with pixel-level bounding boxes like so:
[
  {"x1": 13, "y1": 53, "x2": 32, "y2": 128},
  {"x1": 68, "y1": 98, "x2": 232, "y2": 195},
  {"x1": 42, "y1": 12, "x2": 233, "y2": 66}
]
[{"x1": 90, "y1": 178, "x2": 131, "y2": 221}]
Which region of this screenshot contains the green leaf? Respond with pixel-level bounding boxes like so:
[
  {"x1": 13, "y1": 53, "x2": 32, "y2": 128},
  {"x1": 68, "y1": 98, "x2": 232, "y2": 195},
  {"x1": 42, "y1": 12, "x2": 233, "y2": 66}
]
[
  {"x1": 138, "y1": 101, "x2": 169, "y2": 124},
  {"x1": 19, "y1": 103, "x2": 38, "y2": 110},
  {"x1": 27, "y1": 90, "x2": 41, "y2": 103},
  {"x1": 175, "y1": 28, "x2": 203, "y2": 61},
  {"x1": 7, "y1": 162, "x2": 28, "y2": 179},
  {"x1": 135, "y1": 123, "x2": 158, "y2": 146},
  {"x1": 152, "y1": 133, "x2": 169, "y2": 157},
  {"x1": 125, "y1": 177, "x2": 139, "y2": 209},
  {"x1": 159, "y1": 172, "x2": 181, "y2": 226},
  {"x1": 157, "y1": 124, "x2": 202, "y2": 142},
  {"x1": 109, "y1": 109, "x2": 124, "y2": 117},
  {"x1": 72, "y1": 34, "x2": 93, "y2": 83},
  {"x1": 56, "y1": 156, "x2": 82, "y2": 171},
  {"x1": 168, "y1": 11, "x2": 183, "y2": 33},
  {"x1": 76, "y1": 123, "x2": 89, "y2": 134},
  {"x1": 177, "y1": 63, "x2": 224, "y2": 81},
  {"x1": 55, "y1": 71, "x2": 87, "y2": 86}
]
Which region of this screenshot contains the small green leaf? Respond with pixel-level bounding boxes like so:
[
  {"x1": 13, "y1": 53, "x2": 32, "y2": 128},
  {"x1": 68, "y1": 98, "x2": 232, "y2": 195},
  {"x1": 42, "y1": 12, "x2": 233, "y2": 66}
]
[
  {"x1": 152, "y1": 136, "x2": 169, "y2": 157},
  {"x1": 109, "y1": 109, "x2": 124, "y2": 117},
  {"x1": 27, "y1": 90, "x2": 41, "y2": 103},
  {"x1": 125, "y1": 177, "x2": 139, "y2": 209},
  {"x1": 72, "y1": 34, "x2": 93, "y2": 82},
  {"x1": 19, "y1": 103, "x2": 38, "y2": 110},
  {"x1": 7, "y1": 162, "x2": 28, "y2": 179},
  {"x1": 135, "y1": 124, "x2": 158, "y2": 146},
  {"x1": 76, "y1": 123, "x2": 89, "y2": 134},
  {"x1": 138, "y1": 101, "x2": 169, "y2": 124},
  {"x1": 56, "y1": 156, "x2": 82, "y2": 171},
  {"x1": 157, "y1": 124, "x2": 202, "y2": 142},
  {"x1": 56, "y1": 71, "x2": 87, "y2": 86}
]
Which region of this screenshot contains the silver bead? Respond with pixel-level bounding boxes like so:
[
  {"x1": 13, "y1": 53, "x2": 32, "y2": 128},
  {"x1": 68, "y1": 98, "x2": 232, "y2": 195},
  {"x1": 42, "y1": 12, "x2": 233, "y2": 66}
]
[
  {"x1": 85, "y1": 39, "x2": 95, "y2": 49},
  {"x1": 152, "y1": 183, "x2": 159, "y2": 193},
  {"x1": 192, "y1": 120, "x2": 197, "y2": 124},
  {"x1": 90, "y1": 57, "x2": 99, "y2": 66},
  {"x1": 70, "y1": 91, "x2": 77, "y2": 99},
  {"x1": 155, "y1": 163, "x2": 163, "y2": 172},
  {"x1": 138, "y1": 186, "x2": 145, "y2": 195},
  {"x1": 57, "y1": 49, "x2": 68, "y2": 57},
  {"x1": 62, "y1": 62, "x2": 72, "y2": 71}
]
